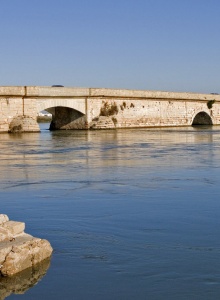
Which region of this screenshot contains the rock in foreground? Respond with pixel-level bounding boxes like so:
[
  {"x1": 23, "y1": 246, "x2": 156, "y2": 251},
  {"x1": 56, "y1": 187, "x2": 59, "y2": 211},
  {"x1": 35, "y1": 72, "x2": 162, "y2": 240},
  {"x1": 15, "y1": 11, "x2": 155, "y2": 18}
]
[{"x1": 0, "y1": 214, "x2": 53, "y2": 277}]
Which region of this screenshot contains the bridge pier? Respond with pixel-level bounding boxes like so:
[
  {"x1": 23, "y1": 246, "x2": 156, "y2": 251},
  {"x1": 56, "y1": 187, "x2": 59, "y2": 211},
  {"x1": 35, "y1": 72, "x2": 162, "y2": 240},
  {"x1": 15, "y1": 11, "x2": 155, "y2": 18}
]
[{"x1": 8, "y1": 115, "x2": 40, "y2": 133}]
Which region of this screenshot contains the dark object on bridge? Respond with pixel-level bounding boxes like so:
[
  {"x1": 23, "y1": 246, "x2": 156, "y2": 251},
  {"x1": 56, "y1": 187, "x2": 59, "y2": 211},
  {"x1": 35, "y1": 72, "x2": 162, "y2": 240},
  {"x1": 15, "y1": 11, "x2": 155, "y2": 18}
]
[
  {"x1": 207, "y1": 100, "x2": 216, "y2": 109},
  {"x1": 51, "y1": 85, "x2": 64, "y2": 87}
]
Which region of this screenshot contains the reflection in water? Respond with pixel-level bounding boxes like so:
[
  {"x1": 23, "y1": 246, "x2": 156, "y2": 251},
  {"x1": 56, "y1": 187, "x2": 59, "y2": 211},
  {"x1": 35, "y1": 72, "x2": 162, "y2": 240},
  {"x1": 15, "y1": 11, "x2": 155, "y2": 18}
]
[
  {"x1": 0, "y1": 126, "x2": 217, "y2": 189},
  {"x1": 0, "y1": 258, "x2": 51, "y2": 300}
]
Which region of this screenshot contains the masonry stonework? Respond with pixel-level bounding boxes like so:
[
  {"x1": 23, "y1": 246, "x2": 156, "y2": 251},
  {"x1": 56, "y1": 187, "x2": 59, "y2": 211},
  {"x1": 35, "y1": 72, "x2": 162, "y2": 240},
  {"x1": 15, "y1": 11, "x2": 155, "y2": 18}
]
[{"x1": 0, "y1": 86, "x2": 219, "y2": 132}]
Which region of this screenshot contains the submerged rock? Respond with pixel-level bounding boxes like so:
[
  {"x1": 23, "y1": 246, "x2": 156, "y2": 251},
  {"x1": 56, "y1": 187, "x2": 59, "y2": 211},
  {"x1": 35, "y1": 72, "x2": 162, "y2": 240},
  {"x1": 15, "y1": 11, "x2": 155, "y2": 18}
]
[{"x1": 0, "y1": 214, "x2": 53, "y2": 277}]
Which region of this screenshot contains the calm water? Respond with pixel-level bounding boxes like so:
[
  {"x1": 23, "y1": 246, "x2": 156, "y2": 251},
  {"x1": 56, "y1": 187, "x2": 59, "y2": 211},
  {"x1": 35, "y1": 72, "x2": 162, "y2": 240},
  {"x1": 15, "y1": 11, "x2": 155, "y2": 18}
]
[{"x1": 1, "y1": 124, "x2": 220, "y2": 299}]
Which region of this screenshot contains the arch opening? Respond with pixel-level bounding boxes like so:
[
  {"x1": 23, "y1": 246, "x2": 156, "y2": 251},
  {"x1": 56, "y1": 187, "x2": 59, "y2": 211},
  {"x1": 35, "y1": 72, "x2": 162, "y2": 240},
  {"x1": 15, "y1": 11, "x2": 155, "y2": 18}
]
[
  {"x1": 37, "y1": 106, "x2": 86, "y2": 130},
  {"x1": 37, "y1": 109, "x2": 52, "y2": 123},
  {"x1": 192, "y1": 112, "x2": 213, "y2": 126}
]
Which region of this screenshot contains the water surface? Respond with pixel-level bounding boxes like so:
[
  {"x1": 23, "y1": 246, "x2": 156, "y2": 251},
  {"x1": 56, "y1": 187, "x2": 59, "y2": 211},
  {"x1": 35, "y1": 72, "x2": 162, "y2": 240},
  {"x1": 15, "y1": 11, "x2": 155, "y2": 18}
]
[{"x1": 1, "y1": 124, "x2": 220, "y2": 299}]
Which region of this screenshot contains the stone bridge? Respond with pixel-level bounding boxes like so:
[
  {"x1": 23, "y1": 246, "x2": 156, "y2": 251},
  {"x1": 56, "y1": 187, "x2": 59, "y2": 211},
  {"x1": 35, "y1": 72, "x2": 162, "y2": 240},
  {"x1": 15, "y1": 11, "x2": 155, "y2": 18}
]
[{"x1": 0, "y1": 86, "x2": 220, "y2": 132}]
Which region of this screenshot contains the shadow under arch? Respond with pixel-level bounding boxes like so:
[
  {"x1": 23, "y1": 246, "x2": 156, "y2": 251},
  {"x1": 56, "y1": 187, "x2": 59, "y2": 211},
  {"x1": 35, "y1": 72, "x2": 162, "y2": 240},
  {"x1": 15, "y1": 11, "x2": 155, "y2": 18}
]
[
  {"x1": 192, "y1": 111, "x2": 213, "y2": 126},
  {"x1": 46, "y1": 106, "x2": 86, "y2": 130}
]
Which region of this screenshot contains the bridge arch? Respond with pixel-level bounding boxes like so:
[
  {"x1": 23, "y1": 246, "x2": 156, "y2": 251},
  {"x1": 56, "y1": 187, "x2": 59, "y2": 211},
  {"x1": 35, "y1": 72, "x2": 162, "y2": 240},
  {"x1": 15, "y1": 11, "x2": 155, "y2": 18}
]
[
  {"x1": 36, "y1": 98, "x2": 86, "y2": 115},
  {"x1": 36, "y1": 98, "x2": 87, "y2": 130},
  {"x1": 49, "y1": 106, "x2": 86, "y2": 130},
  {"x1": 192, "y1": 111, "x2": 213, "y2": 125}
]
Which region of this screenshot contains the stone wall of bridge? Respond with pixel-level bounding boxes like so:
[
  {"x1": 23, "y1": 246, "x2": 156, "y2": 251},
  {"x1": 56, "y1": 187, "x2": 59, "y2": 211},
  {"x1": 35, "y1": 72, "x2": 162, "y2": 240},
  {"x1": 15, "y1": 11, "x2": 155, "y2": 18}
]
[
  {"x1": 87, "y1": 98, "x2": 218, "y2": 129},
  {"x1": 86, "y1": 89, "x2": 220, "y2": 129},
  {"x1": 0, "y1": 86, "x2": 220, "y2": 132}
]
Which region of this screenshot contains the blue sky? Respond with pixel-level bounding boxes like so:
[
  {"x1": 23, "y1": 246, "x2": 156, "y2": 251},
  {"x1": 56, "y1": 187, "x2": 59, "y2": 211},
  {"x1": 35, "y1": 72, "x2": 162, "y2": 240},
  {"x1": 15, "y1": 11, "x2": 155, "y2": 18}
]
[{"x1": 0, "y1": 0, "x2": 219, "y2": 93}]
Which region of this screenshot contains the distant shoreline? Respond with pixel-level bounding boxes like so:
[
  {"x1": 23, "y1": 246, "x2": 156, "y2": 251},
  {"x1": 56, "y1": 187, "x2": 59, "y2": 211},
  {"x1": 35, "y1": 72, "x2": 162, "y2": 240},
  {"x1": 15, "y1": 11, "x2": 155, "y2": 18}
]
[{"x1": 37, "y1": 116, "x2": 52, "y2": 123}]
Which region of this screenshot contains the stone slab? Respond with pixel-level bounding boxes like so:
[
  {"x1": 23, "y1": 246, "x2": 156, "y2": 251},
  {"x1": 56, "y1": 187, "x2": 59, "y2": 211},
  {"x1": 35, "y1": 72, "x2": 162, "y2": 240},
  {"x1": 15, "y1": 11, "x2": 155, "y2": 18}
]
[
  {"x1": 0, "y1": 228, "x2": 13, "y2": 243},
  {"x1": 2, "y1": 221, "x2": 25, "y2": 236},
  {"x1": 0, "y1": 87, "x2": 25, "y2": 96}
]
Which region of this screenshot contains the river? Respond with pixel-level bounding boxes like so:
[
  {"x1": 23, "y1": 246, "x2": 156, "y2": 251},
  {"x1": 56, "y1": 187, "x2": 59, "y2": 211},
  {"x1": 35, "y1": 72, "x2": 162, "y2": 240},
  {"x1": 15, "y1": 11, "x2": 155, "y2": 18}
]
[{"x1": 1, "y1": 124, "x2": 220, "y2": 299}]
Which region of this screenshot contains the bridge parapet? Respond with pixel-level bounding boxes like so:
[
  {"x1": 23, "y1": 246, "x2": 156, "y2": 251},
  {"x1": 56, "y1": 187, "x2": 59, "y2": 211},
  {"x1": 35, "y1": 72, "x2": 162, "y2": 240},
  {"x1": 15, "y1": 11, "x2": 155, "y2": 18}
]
[
  {"x1": 0, "y1": 86, "x2": 26, "y2": 96},
  {"x1": 26, "y1": 86, "x2": 90, "y2": 98},
  {"x1": 89, "y1": 88, "x2": 220, "y2": 101}
]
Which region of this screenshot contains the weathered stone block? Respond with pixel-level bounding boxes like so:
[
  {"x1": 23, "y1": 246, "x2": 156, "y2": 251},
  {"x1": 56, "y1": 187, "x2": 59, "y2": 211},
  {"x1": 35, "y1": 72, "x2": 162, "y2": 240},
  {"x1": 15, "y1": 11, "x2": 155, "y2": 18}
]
[
  {"x1": 0, "y1": 228, "x2": 13, "y2": 243},
  {"x1": 0, "y1": 237, "x2": 53, "y2": 277},
  {"x1": 1, "y1": 242, "x2": 33, "y2": 276},
  {"x1": 2, "y1": 221, "x2": 25, "y2": 236},
  {"x1": 0, "y1": 244, "x2": 12, "y2": 265}
]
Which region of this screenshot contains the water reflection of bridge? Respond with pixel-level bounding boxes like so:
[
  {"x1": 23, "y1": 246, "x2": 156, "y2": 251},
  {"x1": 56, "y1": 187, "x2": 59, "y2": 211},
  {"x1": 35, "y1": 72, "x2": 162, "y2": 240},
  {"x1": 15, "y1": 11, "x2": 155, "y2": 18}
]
[{"x1": 0, "y1": 126, "x2": 218, "y2": 192}]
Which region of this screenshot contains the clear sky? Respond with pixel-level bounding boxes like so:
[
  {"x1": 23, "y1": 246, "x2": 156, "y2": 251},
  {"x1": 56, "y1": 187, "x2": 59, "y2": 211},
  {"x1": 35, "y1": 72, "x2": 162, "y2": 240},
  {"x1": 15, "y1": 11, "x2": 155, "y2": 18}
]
[{"x1": 0, "y1": 0, "x2": 219, "y2": 93}]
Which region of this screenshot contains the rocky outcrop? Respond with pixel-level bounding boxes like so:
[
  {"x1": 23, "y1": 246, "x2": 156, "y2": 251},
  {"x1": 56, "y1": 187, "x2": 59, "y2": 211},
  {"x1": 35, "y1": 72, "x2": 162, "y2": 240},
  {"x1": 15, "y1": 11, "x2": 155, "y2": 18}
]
[{"x1": 0, "y1": 214, "x2": 52, "y2": 277}]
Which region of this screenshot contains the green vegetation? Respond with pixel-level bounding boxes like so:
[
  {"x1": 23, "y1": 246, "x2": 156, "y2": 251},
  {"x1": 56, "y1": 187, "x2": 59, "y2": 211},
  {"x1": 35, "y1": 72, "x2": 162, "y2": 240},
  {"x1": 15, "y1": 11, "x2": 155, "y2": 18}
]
[
  {"x1": 100, "y1": 102, "x2": 119, "y2": 116},
  {"x1": 207, "y1": 100, "x2": 215, "y2": 109}
]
